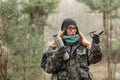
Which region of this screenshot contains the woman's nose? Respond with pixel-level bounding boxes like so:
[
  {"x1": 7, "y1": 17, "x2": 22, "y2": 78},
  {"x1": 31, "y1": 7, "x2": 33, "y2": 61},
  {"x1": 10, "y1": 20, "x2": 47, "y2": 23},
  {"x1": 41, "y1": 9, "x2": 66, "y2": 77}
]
[{"x1": 71, "y1": 29, "x2": 76, "y2": 32}]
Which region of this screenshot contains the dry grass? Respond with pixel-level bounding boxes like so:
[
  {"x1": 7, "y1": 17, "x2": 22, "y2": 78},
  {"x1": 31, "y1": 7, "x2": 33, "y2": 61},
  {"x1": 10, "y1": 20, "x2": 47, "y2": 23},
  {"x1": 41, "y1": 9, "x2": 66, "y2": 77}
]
[
  {"x1": 90, "y1": 62, "x2": 120, "y2": 80},
  {"x1": 90, "y1": 62, "x2": 108, "y2": 80}
]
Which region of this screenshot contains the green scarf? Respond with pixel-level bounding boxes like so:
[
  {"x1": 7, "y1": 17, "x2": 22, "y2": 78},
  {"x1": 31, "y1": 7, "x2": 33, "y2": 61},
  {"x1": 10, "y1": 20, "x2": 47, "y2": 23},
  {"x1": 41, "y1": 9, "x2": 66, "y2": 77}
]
[{"x1": 63, "y1": 34, "x2": 79, "y2": 45}]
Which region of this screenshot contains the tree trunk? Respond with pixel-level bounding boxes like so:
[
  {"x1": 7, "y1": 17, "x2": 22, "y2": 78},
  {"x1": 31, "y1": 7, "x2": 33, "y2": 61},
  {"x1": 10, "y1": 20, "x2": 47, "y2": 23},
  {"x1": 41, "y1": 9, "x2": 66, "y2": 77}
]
[
  {"x1": 103, "y1": 11, "x2": 113, "y2": 80},
  {"x1": 0, "y1": 17, "x2": 7, "y2": 80}
]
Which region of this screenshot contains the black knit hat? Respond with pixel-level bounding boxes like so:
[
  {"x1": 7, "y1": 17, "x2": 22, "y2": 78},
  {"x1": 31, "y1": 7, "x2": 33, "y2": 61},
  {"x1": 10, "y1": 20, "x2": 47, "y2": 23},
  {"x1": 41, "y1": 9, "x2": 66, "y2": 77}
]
[{"x1": 61, "y1": 18, "x2": 77, "y2": 31}]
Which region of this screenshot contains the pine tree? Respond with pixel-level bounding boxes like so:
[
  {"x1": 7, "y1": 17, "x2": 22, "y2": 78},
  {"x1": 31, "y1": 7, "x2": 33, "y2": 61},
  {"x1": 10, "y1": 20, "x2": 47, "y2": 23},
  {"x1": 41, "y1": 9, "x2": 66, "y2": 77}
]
[
  {"x1": 76, "y1": 0, "x2": 120, "y2": 80},
  {"x1": 0, "y1": 0, "x2": 59, "y2": 80}
]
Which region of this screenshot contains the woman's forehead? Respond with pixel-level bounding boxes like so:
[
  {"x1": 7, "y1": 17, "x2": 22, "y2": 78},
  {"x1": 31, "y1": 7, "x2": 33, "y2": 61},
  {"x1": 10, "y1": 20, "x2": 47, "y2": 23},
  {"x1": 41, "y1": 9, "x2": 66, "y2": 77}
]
[{"x1": 67, "y1": 24, "x2": 76, "y2": 28}]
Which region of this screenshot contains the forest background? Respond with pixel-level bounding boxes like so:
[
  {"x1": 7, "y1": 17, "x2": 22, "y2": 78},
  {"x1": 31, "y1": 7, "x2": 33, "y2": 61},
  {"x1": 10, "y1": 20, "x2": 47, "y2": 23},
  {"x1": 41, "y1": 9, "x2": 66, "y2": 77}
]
[{"x1": 0, "y1": 0, "x2": 120, "y2": 80}]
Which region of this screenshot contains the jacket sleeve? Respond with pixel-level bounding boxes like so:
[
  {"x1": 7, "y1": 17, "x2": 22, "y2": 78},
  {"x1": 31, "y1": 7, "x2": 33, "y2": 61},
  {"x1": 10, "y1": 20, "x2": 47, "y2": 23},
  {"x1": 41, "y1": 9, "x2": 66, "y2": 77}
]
[
  {"x1": 41, "y1": 45, "x2": 63, "y2": 74},
  {"x1": 88, "y1": 42, "x2": 102, "y2": 65}
]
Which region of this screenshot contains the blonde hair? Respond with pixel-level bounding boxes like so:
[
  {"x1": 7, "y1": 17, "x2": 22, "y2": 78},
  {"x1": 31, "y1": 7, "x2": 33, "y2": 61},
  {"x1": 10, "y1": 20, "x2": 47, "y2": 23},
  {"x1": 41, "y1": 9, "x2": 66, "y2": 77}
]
[{"x1": 59, "y1": 30, "x2": 91, "y2": 49}]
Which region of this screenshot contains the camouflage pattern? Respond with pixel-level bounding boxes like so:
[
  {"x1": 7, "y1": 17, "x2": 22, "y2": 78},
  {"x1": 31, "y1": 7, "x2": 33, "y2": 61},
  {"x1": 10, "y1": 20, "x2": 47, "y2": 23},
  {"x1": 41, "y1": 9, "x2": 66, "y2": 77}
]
[{"x1": 41, "y1": 42, "x2": 102, "y2": 80}]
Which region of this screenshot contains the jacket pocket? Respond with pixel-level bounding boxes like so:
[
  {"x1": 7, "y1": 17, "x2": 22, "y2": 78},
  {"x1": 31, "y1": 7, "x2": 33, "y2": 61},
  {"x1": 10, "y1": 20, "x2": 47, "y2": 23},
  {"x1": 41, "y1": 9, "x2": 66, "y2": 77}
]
[
  {"x1": 76, "y1": 49, "x2": 86, "y2": 60},
  {"x1": 76, "y1": 49, "x2": 88, "y2": 66}
]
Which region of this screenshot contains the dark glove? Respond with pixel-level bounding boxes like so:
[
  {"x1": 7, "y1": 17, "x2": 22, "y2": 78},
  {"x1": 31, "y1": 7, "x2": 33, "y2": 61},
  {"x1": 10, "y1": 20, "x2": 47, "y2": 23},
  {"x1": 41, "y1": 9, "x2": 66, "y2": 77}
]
[
  {"x1": 92, "y1": 34, "x2": 100, "y2": 44},
  {"x1": 56, "y1": 46, "x2": 66, "y2": 58}
]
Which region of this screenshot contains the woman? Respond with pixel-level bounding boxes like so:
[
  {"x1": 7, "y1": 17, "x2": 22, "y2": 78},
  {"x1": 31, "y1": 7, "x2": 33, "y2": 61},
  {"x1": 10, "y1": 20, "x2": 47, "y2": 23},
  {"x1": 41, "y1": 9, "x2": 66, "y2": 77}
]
[{"x1": 41, "y1": 18, "x2": 102, "y2": 80}]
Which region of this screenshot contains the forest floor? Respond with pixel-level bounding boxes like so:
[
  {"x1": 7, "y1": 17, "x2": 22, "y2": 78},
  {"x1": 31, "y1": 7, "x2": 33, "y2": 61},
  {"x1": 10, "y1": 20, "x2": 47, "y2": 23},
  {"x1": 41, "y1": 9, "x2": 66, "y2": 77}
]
[
  {"x1": 90, "y1": 62, "x2": 120, "y2": 80},
  {"x1": 40, "y1": 62, "x2": 120, "y2": 80}
]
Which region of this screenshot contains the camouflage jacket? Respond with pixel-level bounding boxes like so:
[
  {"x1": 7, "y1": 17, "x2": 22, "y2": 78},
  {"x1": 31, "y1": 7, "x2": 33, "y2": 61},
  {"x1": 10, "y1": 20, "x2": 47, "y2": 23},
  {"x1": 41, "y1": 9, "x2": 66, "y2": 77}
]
[{"x1": 41, "y1": 42, "x2": 102, "y2": 80}]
